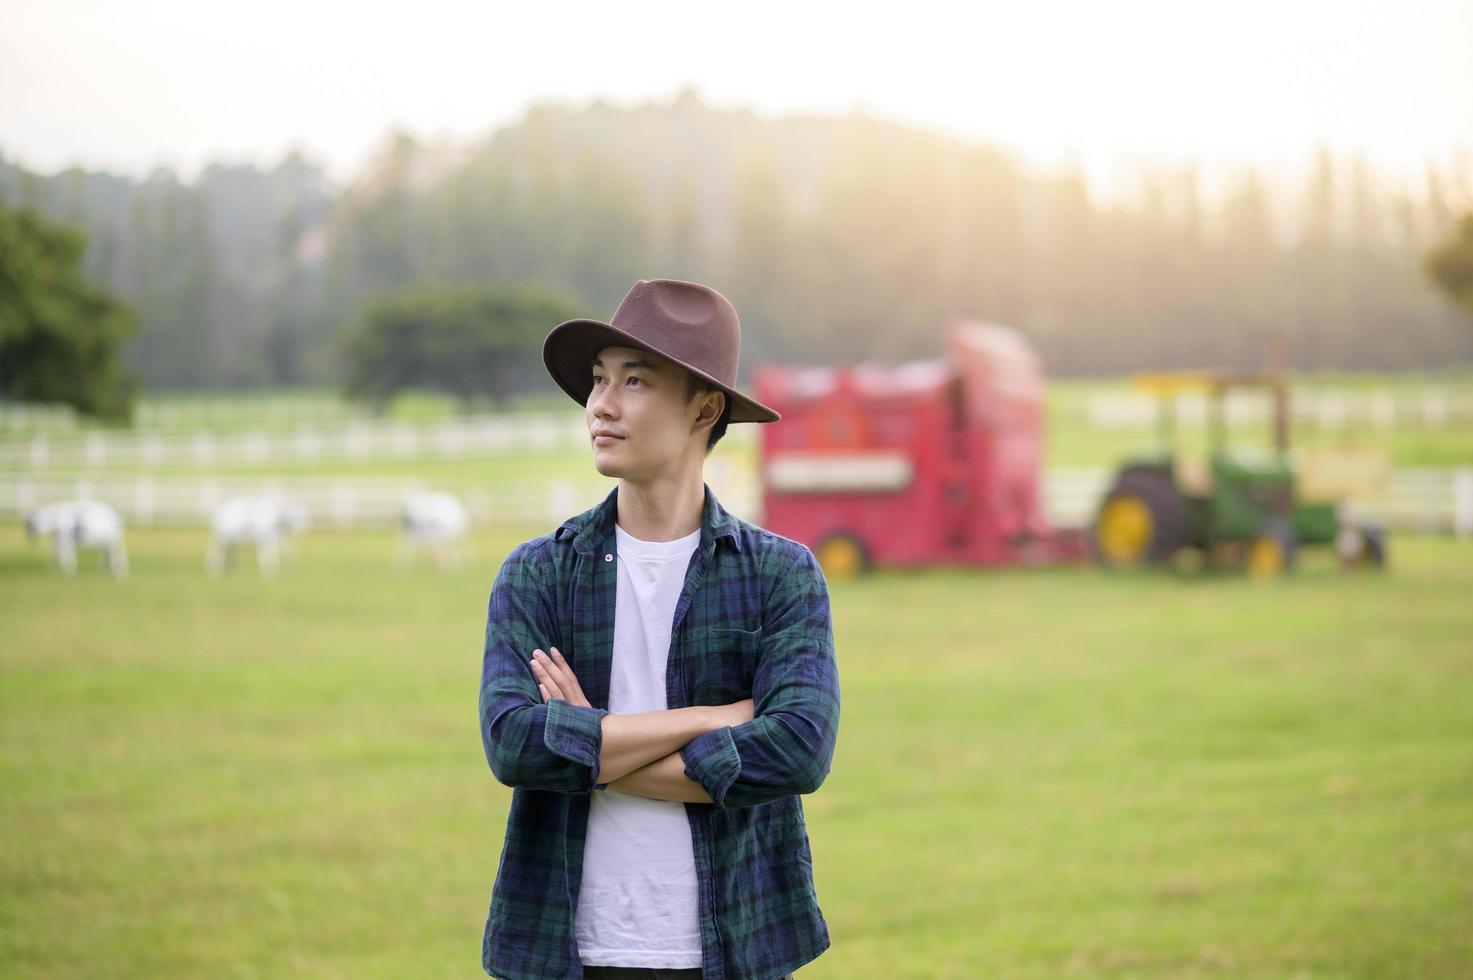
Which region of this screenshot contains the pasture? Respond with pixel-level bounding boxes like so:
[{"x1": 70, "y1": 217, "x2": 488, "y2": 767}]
[{"x1": 2, "y1": 522, "x2": 1470, "y2": 978}]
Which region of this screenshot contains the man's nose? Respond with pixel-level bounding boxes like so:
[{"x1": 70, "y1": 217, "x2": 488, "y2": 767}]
[{"x1": 589, "y1": 384, "x2": 619, "y2": 418}]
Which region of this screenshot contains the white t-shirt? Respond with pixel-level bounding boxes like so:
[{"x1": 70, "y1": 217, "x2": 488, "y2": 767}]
[{"x1": 575, "y1": 522, "x2": 704, "y2": 969}]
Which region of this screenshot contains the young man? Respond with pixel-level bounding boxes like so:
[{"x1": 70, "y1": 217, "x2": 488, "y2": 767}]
[{"x1": 478, "y1": 279, "x2": 840, "y2": 980}]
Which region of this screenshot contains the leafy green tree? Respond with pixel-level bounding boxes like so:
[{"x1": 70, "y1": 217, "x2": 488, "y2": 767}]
[
  {"x1": 1426, "y1": 212, "x2": 1473, "y2": 325},
  {"x1": 8, "y1": 99, "x2": 1472, "y2": 379},
  {"x1": 730, "y1": 143, "x2": 800, "y2": 365},
  {"x1": 0, "y1": 205, "x2": 138, "y2": 420},
  {"x1": 126, "y1": 175, "x2": 220, "y2": 386},
  {"x1": 342, "y1": 284, "x2": 579, "y2": 410}
]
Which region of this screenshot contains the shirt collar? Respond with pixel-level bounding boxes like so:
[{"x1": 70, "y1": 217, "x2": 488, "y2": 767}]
[{"x1": 555, "y1": 482, "x2": 743, "y2": 556}]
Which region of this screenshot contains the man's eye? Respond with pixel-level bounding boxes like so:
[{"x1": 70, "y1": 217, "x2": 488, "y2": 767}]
[
  {"x1": 592, "y1": 375, "x2": 605, "y2": 386},
  {"x1": 627, "y1": 376, "x2": 642, "y2": 386}
]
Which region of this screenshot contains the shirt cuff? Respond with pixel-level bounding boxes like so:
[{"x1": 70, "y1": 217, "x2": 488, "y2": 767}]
[
  {"x1": 543, "y1": 699, "x2": 608, "y2": 791},
  {"x1": 681, "y1": 726, "x2": 741, "y2": 808}
]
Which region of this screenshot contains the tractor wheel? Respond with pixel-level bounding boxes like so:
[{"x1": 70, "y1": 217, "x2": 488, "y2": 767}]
[
  {"x1": 1090, "y1": 472, "x2": 1189, "y2": 569},
  {"x1": 815, "y1": 533, "x2": 868, "y2": 581},
  {"x1": 1245, "y1": 517, "x2": 1298, "y2": 580}
]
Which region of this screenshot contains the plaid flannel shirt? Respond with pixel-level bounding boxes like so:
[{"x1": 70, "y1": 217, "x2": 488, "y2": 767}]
[{"x1": 479, "y1": 483, "x2": 840, "y2": 980}]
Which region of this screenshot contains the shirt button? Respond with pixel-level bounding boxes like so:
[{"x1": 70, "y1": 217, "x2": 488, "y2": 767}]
[{"x1": 604, "y1": 553, "x2": 613, "y2": 562}]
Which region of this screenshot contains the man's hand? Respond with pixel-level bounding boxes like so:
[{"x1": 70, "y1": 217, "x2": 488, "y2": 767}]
[
  {"x1": 531, "y1": 648, "x2": 753, "y2": 730},
  {"x1": 530, "y1": 647, "x2": 591, "y2": 709}
]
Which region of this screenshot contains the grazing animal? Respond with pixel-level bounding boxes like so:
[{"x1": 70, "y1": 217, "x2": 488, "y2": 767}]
[
  {"x1": 207, "y1": 496, "x2": 309, "y2": 577},
  {"x1": 397, "y1": 491, "x2": 471, "y2": 571},
  {"x1": 25, "y1": 500, "x2": 130, "y2": 578}
]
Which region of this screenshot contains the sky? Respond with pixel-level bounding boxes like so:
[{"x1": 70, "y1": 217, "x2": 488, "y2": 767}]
[{"x1": 2, "y1": 0, "x2": 1470, "y2": 199}]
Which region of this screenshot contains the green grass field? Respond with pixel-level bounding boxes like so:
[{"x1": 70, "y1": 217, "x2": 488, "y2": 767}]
[{"x1": 2, "y1": 524, "x2": 1470, "y2": 978}]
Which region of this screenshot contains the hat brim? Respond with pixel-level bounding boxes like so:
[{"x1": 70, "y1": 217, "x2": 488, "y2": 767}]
[{"x1": 542, "y1": 318, "x2": 781, "y2": 424}]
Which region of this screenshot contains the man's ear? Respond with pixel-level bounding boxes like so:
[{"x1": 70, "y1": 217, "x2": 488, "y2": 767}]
[{"x1": 693, "y1": 389, "x2": 724, "y2": 431}]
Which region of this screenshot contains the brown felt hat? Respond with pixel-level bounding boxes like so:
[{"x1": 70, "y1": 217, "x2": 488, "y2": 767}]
[{"x1": 542, "y1": 279, "x2": 781, "y2": 424}]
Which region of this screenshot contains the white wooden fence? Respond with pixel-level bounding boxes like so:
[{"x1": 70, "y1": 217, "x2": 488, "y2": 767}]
[
  {"x1": 1084, "y1": 387, "x2": 1473, "y2": 432},
  {"x1": 0, "y1": 397, "x2": 362, "y2": 434},
  {"x1": 6, "y1": 383, "x2": 1469, "y2": 455},
  {"x1": 0, "y1": 474, "x2": 612, "y2": 530},
  {"x1": 3, "y1": 466, "x2": 1468, "y2": 537},
  {"x1": 0, "y1": 413, "x2": 592, "y2": 470}
]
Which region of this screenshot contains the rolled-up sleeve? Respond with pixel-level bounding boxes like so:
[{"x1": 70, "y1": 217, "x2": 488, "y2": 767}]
[
  {"x1": 681, "y1": 546, "x2": 840, "y2": 809},
  {"x1": 479, "y1": 540, "x2": 607, "y2": 794}
]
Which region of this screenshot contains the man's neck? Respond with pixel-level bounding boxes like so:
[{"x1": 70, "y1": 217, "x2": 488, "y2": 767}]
[{"x1": 614, "y1": 473, "x2": 705, "y2": 543}]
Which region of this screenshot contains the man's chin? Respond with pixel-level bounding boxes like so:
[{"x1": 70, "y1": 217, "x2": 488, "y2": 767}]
[{"x1": 592, "y1": 454, "x2": 625, "y2": 479}]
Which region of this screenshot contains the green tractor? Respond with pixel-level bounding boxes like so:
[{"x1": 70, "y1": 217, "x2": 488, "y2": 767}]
[{"x1": 1090, "y1": 371, "x2": 1387, "y2": 578}]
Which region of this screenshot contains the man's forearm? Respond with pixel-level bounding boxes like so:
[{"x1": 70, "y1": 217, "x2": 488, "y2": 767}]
[
  {"x1": 607, "y1": 750, "x2": 712, "y2": 803},
  {"x1": 598, "y1": 706, "x2": 718, "y2": 784}
]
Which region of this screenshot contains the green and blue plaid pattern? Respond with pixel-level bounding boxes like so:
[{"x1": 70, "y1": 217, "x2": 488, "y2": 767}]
[{"x1": 479, "y1": 484, "x2": 840, "y2": 980}]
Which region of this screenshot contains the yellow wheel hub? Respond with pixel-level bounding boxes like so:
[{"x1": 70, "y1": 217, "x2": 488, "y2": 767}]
[
  {"x1": 817, "y1": 536, "x2": 864, "y2": 580},
  {"x1": 1097, "y1": 495, "x2": 1154, "y2": 565},
  {"x1": 1246, "y1": 536, "x2": 1285, "y2": 580}
]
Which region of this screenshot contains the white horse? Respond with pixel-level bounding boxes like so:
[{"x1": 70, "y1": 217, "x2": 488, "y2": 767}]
[
  {"x1": 25, "y1": 500, "x2": 130, "y2": 578},
  {"x1": 396, "y1": 491, "x2": 471, "y2": 571},
  {"x1": 207, "y1": 496, "x2": 309, "y2": 577}
]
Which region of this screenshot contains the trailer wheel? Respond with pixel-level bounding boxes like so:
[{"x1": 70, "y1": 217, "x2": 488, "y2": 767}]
[
  {"x1": 1338, "y1": 523, "x2": 1388, "y2": 571},
  {"x1": 1090, "y1": 471, "x2": 1188, "y2": 569},
  {"x1": 1361, "y1": 526, "x2": 1387, "y2": 569},
  {"x1": 1246, "y1": 517, "x2": 1298, "y2": 580},
  {"x1": 816, "y1": 533, "x2": 868, "y2": 581}
]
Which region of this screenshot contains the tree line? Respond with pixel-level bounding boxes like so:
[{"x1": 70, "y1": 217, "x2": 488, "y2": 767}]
[{"x1": 2, "y1": 91, "x2": 1471, "y2": 406}]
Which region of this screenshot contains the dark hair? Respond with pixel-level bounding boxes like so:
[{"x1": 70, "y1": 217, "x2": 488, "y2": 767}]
[{"x1": 684, "y1": 372, "x2": 732, "y2": 454}]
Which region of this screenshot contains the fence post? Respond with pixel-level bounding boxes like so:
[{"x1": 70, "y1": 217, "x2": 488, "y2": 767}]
[
  {"x1": 198, "y1": 478, "x2": 223, "y2": 522},
  {"x1": 332, "y1": 482, "x2": 357, "y2": 528},
  {"x1": 547, "y1": 479, "x2": 577, "y2": 524},
  {"x1": 392, "y1": 424, "x2": 419, "y2": 459},
  {"x1": 1422, "y1": 389, "x2": 1448, "y2": 429},
  {"x1": 346, "y1": 423, "x2": 370, "y2": 461},
  {"x1": 134, "y1": 477, "x2": 156, "y2": 524},
  {"x1": 1370, "y1": 388, "x2": 1395, "y2": 432},
  {"x1": 1454, "y1": 468, "x2": 1473, "y2": 540},
  {"x1": 86, "y1": 432, "x2": 107, "y2": 467},
  {"x1": 1316, "y1": 393, "x2": 1345, "y2": 431}
]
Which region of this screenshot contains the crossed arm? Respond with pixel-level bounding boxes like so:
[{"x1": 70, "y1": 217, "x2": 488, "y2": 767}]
[
  {"x1": 480, "y1": 541, "x2": 838, "y2": 809},
  {"x1": 530, "y1": 646, "x2": 752, "y2": 803}
]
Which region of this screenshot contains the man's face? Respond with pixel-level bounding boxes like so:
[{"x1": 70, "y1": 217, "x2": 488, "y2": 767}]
[{"x1": 586, "y1": 345, "x2": 719, "y2": 481}]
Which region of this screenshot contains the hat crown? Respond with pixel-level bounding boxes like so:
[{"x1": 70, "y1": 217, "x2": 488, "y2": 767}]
[
  {"x1": 540, "y1": 277, "x2": 781, "y2": 424},
  {"x1": 610, "y1": 280, "x2": 739, "y2": 387}
]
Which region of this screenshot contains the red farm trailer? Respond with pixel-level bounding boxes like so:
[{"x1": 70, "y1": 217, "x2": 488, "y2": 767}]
[{"x1": 753, "y1": 321, "x2": 1086, "y2": 578}]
